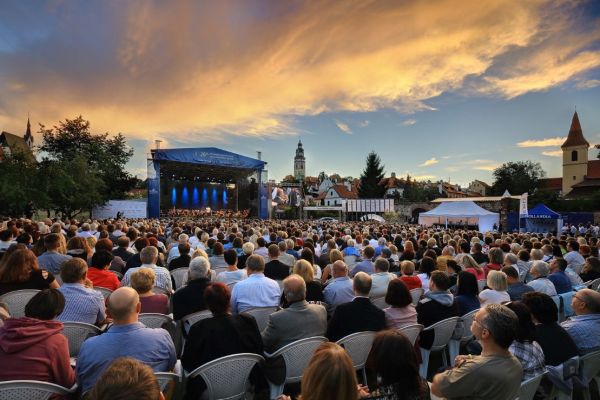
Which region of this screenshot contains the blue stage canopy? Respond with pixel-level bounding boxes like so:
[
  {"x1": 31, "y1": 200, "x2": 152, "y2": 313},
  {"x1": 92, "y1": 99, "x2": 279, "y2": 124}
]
[
  {"x1": 527, "y1": 204, "x2": 561, "y2": 219},
  {"x1": 151, "y1": 147, "x2": 265, "y2": 170}
]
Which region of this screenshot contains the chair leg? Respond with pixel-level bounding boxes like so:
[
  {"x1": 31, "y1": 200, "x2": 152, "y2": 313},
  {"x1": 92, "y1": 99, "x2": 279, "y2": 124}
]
[
  {"x1": 419, "y1": 348, "x2": 430, "y2": 379},
  {"x1": 361, "y1": 368, "x2": 367, "y2": 386},
  {"x1": 448, "y1": 340, "x2": 460, "y2": 365}
]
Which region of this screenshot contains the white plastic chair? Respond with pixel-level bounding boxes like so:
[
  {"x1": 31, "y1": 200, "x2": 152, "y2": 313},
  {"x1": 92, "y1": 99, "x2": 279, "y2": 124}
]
[
  {"x1": 580, "y1": 349, "x2": 600, "y2": 400},
  {"x1": 0, "y1": 380, "x2": 76, "y2": 400},
  {"x1": 588, "y1": 278, "x2": 600, "y2": 291},
  {"x1": 139, "y1": 313, "x2": 174, "y2": 329},
  {"x1": 242, "y1": 307, "x2": 278, "y2": 332},
  {"x1": 182, "y1": 310, "x2": 213, "y2": 335},
  {"x1": 0, "y1": 289, "x2": 40, "y2": 318},
  {"x1": 558, "y1": 291, "x2": 574, "y2": 319},
  {"x1": 336, "y1": 331, "x2": 376, "y2": 385},
  {"x1": 344, "y1": 255, "x2": 358, "y2": 270},
  {"x1": 154, "y1": 371, "x2": 181, "y2": 393},
  {"x1": 110, "y1": 270, "x2": 123, "y2": 280},
  {"x1": 399, "y1": 323, "x2": 424, "y2": 346},
  {"x1": 186, "y1": 353, "x2": 264, "y2": 400},
  {"x1": 517, "y1": 371, "x2": 546, "y2": 400},
  {"x1": 477, "y1": 279, "x2": 486, "y2": 292},
  {"x1": 551, "y1": 295, "x2": 563, "y2": 321},
  {"x1": 419, "y1": 317, "x2": 460, "y2": 378},
  {"x1": 370, "y1": 296, "x2": 388, "y2": 310},
  {"x1": 93, "y1": 287, "x2": 113, "y2": 300},
  {"x1": 170, "y1": 267, "x2": 189, "y2": 290},
  {"x1": 265, "y1": 336, "x2": 328, "y2": 399},
  {"x1": 152, "y1": 286, "x2": 171, "y2": 296},
  {"x1": 410, "y1": 288, "x2": 424, "y2": 306},
  {"x1": 61, "y1": 322, "x2": 102, "y2": 358},
  {"x1": 448, "y1": 308, "x2": 479, "y2": 362}
]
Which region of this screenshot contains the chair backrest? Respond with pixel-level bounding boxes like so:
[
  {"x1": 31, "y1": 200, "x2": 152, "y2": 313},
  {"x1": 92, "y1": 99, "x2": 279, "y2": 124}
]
[
  {"x1": 589, "y1": 278, "x2": 600, "y2": 291},
  {"x1": 580, "y1": 349, "x2": 600, "y2": 385},
  {"x1": 551, "y1": 295, "x2": 562, "y2": 320},
  {"x1": 212, "y1": 267, "x2": 228, "y2": 277},
  {"x1": 182, "y1": 310, "x2": 213, "y2": 334},
  {"x1": 423, "y1": 317, "x2": 460, "y2": 351},
  {"x1": 477, "y1": 280, "x2": 486, "y2": 292},
  {"x1": 344, "y1": 255, "x2": 358, "y2": 269},
  {"x1": 152, "y1": 286, "x2": 171, "y2": 296},
  {"x1": 399, "y1": 324, "x2": 424, "y2": 346},
  {"x1": 457, "y1": 308, "x2": 479, "y2": 342},
  {"x1": 0, "y1": 289, "x2": 40, "y2": 318},
  {"x1": 154, "y1": 372, "x2": 180, "y2": 392},
  {"x1": 518, "y1": 372, "x2": 546, "y2": 400},
  {"x1": 93, "y1": 287, "x2": 113, "y2": 300},
  {"x1": 170, "y1": 268, "x2": 188, "y2": 290},
  {"x1": 270, "y1": 336, "x2": 328, "y2": 384},
  {"x1": 187, "y1": 353, "x2": 264, "y2": 400},
  {"x1": 559, "y1": 292, "x2": 574, "y2": 318},
  {"x1": 61, "y1": 322, "x2": 102, "y2": 358},
  {"x1": 410, "y1": 288, "x2": 424, "y2": 306},
  {"x1": 138, "y1": 313, "x2": 174, "y2": 329},
  {"x1": 0, "y1": 380, "x2": 75, "y2": 400},
  {"x1": 242, "y1": 307, "x2": 278, "y2": 332},
  {"x1": 370, "y1": 296, "x2": 388, "y2": 310},
  {"x1": 336, "y1": 331, "x2": 376, "y2": 370},
  {"x1": 110, "y1": 270, "x2": 123, "y2": 280}
]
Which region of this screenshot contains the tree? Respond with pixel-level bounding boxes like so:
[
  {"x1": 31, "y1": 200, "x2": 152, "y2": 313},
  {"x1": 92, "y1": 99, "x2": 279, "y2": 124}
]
[
  {"x1": 0, "y1": 153, "x2": 48, "y2": 216},
  {"x1": 491, "y1": 161, "x2": 545, "y2": 196},
  {"x1": 39, "y1": 116, "x2": 135, "y2": 200},
  {"x1": 358, "y1": 151, "x2": 386, "y2": 198}
]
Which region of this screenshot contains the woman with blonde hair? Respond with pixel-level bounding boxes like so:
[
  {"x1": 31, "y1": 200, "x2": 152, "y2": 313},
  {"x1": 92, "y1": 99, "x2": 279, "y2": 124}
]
[
  {"x1": 479, "y1": 270, "x2": 510, "y2": 305},
  {"x1": 278, "y1": 342, "x2": 365, "y2": 400},
  {"x1": 320, "y1": 249, "x2": 343, "y2": 283},
  {"x1": 287, "y1": 259, "x2": 323, "y2": 305},
  {"x1": 461, "y1": 254, "x2": 485, "y2": 280},
  {"x1": 130, "y1": 268, "x2": 169, "y2": 314},
  {"x1": 66, "y1": 236, "x2": 92, "y2": 261}
]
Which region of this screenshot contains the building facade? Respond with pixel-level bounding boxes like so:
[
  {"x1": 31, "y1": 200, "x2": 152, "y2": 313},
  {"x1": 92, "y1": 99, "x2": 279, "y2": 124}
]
[{"x1": 293, "y1": 140, "x2": 306, "y2": 181}]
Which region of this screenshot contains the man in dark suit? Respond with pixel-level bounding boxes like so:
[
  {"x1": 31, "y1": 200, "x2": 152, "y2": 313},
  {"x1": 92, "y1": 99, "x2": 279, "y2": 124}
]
[
  {"x1": 326, "y1": 272, "x2": 386, "y2": 342},
  {"x1": 264, "y1": 244, "x2": 290, "y2": 281},
  {"x1": 416, "y1": 271, "x2": 460, "y2": 350},
  {"x1": 172, "y1": 256, "x2": 211, "y2": 322},
  {"x1": 112, "y1": 236, "x2": 134, "y2": 263},
  {"x1": 168, "y1": 242, "x2": 192, "y2": 271},
  {"x1": 262, "y1": 274, "x2": 327, "y2": 353}
]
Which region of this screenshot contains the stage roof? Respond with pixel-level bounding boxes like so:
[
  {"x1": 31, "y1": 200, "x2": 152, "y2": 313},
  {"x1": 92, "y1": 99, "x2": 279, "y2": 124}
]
[
  {"x1": 431, "y1": 196, "x2": 521, "y2": 203},
  {"x1": 151, "y1": 147, "x2": 266, "y2": 182}
]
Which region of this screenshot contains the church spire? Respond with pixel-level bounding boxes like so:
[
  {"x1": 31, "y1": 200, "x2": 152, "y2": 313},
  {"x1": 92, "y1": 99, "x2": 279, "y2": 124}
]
[
  {"x1": 561, "y1": 111, "x2": 589, "y2": 148},
  {"x1": 24, "y1": 114, "x2": 34, "y2": 149}
]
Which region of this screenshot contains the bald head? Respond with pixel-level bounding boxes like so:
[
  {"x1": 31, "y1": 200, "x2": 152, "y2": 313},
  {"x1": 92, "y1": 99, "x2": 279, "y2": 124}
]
[
  {"x1": 575, "y1": 288, "x2": 600, "y2": 314},
  {"x1": 283, "y1": 274, "x2": 306, "y2": 303},
  {"x1": 108, "y1": 287, "x2": 140, "y2": 323},
  {"x1": 332, "y1": 260, "x2": 348, "y2": 278}
]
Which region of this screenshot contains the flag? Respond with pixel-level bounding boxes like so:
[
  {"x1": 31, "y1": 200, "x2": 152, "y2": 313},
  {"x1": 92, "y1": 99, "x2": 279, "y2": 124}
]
[{"x1": 519, "y1": 193, "x2": 528, "y2": 217}]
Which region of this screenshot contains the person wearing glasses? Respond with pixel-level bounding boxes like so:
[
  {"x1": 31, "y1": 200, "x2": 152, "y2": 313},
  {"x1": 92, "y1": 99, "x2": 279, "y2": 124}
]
[
  {"x1": 560, "y1": 288, "x2": 600, "y2": 354},
  {"x1": 430, "y1": 304, "x2": 522, "y2": 399}
]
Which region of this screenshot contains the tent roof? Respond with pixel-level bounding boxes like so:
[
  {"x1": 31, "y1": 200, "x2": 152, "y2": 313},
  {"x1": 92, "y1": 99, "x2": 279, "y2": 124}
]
[
  {"x1": 151, "y1": 147, "x2": 266, "y2": 170},
  {"x1": 527, "y1": 204, "x2": 561, "y2": 219},
  {"x1": 420, "y1": 201, "x2": 497, "y2": 217}
]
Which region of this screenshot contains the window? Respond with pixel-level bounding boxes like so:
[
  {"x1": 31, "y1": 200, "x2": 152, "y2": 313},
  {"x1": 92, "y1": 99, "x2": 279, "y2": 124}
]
[{"x1": 571, "y1": 150, "x2": 578, "y2": 162}]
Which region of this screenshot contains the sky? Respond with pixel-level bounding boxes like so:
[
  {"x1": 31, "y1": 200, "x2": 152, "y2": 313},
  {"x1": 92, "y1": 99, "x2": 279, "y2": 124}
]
[{"x1": 1, "y1": 0, "x2": 600, "y2": 187}]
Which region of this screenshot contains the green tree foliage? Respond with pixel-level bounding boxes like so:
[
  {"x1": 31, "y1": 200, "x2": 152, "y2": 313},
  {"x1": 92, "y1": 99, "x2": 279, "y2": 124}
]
[
  {"x1": 491, "y1": 161, "x2": 545, "y2": 196},
  {"x1": 358, "y1": 151, "x2": 386, "y2": 198},
  {"x1": 0, "y1": 153, "x2": 47, "y2": 216},
  {"x1": 38, "y1": 156, "x2": 105, "y2": 218},
  {"x1": 39, "y1": 116, "x2": 136, "y2": 200}
]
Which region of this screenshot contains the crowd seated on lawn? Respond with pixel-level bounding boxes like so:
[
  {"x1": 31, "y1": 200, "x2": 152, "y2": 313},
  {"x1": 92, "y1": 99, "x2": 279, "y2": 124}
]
[{"x1": 0, "y1": 216, "x2": 598, "y2": 399}]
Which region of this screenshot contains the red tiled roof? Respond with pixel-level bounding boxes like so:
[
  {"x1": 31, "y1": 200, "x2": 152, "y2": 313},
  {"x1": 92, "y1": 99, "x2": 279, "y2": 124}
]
[
  {"x1": 561, "y1": 112, "x2": 589, "y2": 148},
  {"x1": 330, "y1": 184, "x2": 358, "y2": 199},
  {"x1": 539, "y1": 177, "x2": 562, "y2": 191},
  {"x1": 587, "y1": 160, "x2": 600, "y2": 179}
]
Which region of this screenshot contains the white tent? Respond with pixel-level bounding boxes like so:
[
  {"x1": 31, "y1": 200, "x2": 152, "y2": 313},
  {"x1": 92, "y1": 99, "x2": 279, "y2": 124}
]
[{"x1": 418, "y1": 201, "x2": 499, "y2": 232}]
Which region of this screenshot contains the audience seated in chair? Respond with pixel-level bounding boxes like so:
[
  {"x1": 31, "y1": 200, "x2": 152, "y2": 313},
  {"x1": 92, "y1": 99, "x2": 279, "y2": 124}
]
[
  {"x1": 88, "y1": 357, "x2": 164, "y2": 400},
  {"x1": 172, "y1": 256, "x2": 212, "y2": 321},
  {"x1": 560, "y1": 288, "x2": 600, "y2": 354},
  {"x1": 131, "y1": 268, "x2": 169, "y2": 315},
  {"x1": 231, "y1": 255, "x2": 280, "y2": 314}
]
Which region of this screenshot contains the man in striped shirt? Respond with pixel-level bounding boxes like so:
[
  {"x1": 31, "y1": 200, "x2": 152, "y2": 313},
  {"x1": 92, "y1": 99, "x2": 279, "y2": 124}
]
[{"x1": 121, "y1": 246, "x2": 173, "y2": 293}]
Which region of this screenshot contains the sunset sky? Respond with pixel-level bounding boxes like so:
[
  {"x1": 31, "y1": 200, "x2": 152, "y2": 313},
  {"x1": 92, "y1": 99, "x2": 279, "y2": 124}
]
[{"x1": 1, "y1": 0, "x2": 600, "y2": 186}]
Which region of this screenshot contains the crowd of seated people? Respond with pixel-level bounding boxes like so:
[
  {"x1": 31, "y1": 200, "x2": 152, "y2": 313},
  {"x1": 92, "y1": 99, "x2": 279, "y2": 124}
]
[
  {"x1": 165, "y1": 208, "x2": 251, "y2": 219},
  {"x1": 0, "y1": 216, "x2": 598, "y2": 399}
]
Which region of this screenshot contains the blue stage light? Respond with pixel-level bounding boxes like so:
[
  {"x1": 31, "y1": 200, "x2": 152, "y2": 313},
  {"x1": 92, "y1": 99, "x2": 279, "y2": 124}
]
[
  {"x1": 202, "y1": 188, "x2": 208, "y2": 206},
  {"x1": 182, "y1": 186, "x2": 189, "y2": 207},
  {"x1": 192, "y1": 187, "x2": 199, "y2": 207},
  {"x1": 212, "y1": 187, "x2": 217, "y2": 205},
  {"x1": 222, "y1": 188, "x2": 227, "y2": 205},
  {"x1": 171, "y1": 187, "x2": 177, "y2": 206}
]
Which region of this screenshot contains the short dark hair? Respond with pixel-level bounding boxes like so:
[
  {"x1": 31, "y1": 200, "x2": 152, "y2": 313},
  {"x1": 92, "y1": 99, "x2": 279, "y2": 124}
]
[
  {"x1": 268, "y1": 244, "x2": 280, "y2": 258},
  {"x1": 457, "y1": 271, "x2": 479, "y2": 296},
  {"x1": 446, "y1": 259, "x2": 460, "y2": 273},
  {"x1": 89, "y1": 357, "x2": 161, "y2": 400},
  {"x1": 212, "y1": 242, "x2": 224, "y2": 256},
  {"x1": 257, "y1": 237, "x2": 266, "y2": 247},
  {"x1": 363, "y1": 246, "x2": 375, "y2": 259},
  {"x1": 60, "y1": 258, "x2": 88, "y2": 283},
  {"x1": 224, "y1": 249, "x2": 237, "y2": 266},
  {"x1": 133, "y1": 238, "x2": 149, "y2": 252},
  {"x1": 568, "y1": 241, "x2": 579, "y2": 251},
  {"x1": 430, "y1": 270, "x2": 450, "y2": 291},
  {"x1": 368, "y1": 330, "x2": 421, "y2": 392},
  {"x1": 204, "y1": 282, "x2": 231, "y2": 315},
  {"x1": 178, "y1": 242, "x2": 191, "y2": 255},
  {"x1": 91, "y1": 250, "x2": 114, "y2": 269},
  {"x1": 482, "y1": 304, "x2": 518, "y2": 349},
  {"x1": 246, "y1": 254, "x2": 265, "y2": 272},
  {"x1": 554, "y1": 258, "x2": 567, "y2": 271},
  {"x1": 374, "y1": 258, "x2": 390, "y2": 272},
  {"x1": 501, "y1": 266, "x2": 519, "y2": 280},
  {"x1": 385, "y1": 279, "x2": 412, "y2": 307},
  {"x1": 44, "y1": 233, "x2": 61, "y2": 249},
  {"x1": 522, "y1": 292, "x2": 558, "y2": 324},
  {"x1": 25, "y1": 289, "x2": 65, "y2": 320},
  {"x1": 419, "y1": 256, "x2": 436, "y2": 277}
]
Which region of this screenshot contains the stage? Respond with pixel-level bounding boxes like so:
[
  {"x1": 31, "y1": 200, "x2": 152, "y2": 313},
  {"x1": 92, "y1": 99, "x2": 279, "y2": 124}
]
[{"x1": 147, "y1": 147, "x2": 268, "y2": 219}]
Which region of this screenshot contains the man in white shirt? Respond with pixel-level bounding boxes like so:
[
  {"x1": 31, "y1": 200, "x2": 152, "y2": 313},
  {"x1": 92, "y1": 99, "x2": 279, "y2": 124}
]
[
  {"x1": 564, "y1": 241, "x2": 586, "y2": 275},
  {"x1": 76, "y1": 223, "x2": 95, "y2": 239},
  {"x1": 370, "y1": 258, "x2": 395, "y2": 298},
  {"x1": 122, "y1": 246, "x2": 173, "y2": 293},
  {"x1": 167, "y1": 233, "x2": 189, "y2": 264},
  {"x1": 230, "y1": 254, "x2": 280, "y2": 314}
]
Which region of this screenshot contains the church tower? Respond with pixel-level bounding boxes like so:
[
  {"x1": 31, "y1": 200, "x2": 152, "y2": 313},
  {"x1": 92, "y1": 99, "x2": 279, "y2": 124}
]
[
  {"x1": 561, "y1": 111, "x2": 589, "y2": 195},
  {"x1": 24, "y1": 116, "x2": 34, "y2": 150},
  {"x1": 293, "y1": 140, "x2": 306, "y2": 181}
]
